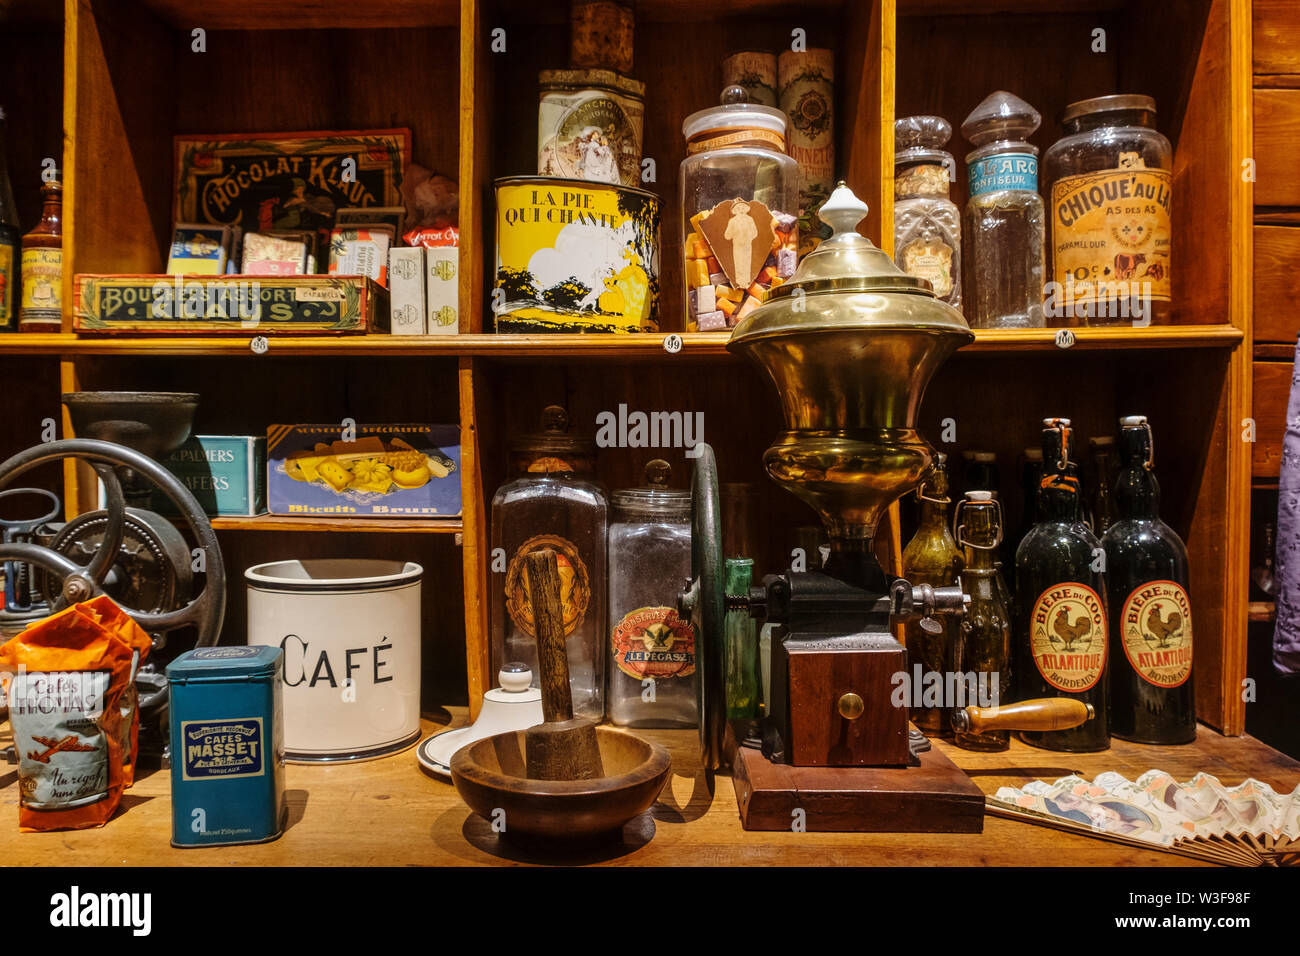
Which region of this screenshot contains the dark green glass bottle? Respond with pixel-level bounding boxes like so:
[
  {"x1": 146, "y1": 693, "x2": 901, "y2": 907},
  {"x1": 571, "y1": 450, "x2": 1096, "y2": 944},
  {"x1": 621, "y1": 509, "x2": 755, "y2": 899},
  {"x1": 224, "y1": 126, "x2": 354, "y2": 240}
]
[
  {"x1": 1102, "y1": 416, "x2": 1196, "y2": 744},
  {"x1": 1086, "y1": 435, "x2": 1118, "y2": 536},
  {"x1": 1013, "y1": 418, "x2": 1110, "y2": 752}
]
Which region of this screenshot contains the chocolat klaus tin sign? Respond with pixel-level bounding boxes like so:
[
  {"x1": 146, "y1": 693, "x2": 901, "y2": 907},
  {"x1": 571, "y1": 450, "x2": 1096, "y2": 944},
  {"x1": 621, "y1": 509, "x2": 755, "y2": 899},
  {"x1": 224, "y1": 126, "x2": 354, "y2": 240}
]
[{"x1": 174, "y1": 129, "x2": 409, "y2": 249}]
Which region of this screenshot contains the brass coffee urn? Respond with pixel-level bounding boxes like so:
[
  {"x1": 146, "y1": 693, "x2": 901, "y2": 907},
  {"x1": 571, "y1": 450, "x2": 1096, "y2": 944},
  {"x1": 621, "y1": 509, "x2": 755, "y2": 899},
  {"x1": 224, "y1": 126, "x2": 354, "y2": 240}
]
[{"x1": 681, "y1": 183, "x2": 1091, "y2": 832}]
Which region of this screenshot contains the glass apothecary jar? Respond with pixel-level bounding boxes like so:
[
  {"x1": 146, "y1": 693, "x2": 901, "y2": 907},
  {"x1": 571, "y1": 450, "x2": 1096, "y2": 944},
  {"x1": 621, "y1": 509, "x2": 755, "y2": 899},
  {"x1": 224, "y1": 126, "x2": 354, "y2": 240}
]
[
  {"x1": 680, "y1": 85, "x2": 800, "y2": 332},
  {"x1": 607, "y1": 459, "x2": 697, "y2": 727},
  {"x1": 894, "y1": 115, "x2": 961, "y2": 310},
  {"x1": 1043, "y1": 95, "x2": 1173, "y2": 327},
  {"x1": 961, "y1": 90, "x2": 1045, "y2": 329},
  {"x1": 491, "y1": 405, "x2": 607, "y2": 719}
]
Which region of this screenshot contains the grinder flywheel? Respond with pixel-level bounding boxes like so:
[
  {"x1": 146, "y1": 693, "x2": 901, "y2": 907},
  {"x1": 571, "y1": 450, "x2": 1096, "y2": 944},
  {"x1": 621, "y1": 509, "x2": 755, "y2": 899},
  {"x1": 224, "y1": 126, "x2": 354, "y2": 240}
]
[{"x1": 0, "y1": 438, "x2": 226, "y2": 723}]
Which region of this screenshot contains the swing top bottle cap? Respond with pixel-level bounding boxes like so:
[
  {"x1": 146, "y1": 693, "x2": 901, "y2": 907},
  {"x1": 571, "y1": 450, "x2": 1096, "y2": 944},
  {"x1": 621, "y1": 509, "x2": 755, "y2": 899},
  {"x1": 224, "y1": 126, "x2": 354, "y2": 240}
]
[
  {"x1": 1120, "y1": 415, "x2": 1148, "y2": 427},
  {"x1": 965, "y1": 490, "x2": 994, "y2": 501}
]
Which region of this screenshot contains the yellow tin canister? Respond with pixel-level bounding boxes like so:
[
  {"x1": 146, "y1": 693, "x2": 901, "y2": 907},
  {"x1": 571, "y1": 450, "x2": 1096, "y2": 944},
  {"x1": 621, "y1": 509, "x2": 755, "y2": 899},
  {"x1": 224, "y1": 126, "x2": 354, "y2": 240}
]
[{"x1": 493, "y1": 176, "x2": 660, "y2": 334}]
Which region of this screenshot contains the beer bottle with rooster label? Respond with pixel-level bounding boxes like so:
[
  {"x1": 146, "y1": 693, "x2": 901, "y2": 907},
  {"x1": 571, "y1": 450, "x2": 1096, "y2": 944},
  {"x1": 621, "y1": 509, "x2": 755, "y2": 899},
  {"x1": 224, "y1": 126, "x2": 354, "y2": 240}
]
[
  {"x1": 1014, "y1": 418, "x2": 1110, "y2": 751},
  {"x1": 1102, "y1": 416, "x2": 1195, "y2": 744}
]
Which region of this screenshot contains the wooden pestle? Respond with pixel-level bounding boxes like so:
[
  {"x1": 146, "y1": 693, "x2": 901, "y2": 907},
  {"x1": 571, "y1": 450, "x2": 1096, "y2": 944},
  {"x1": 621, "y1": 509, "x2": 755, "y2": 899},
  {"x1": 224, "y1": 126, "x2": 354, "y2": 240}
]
[{"x1": 523, "y1": 549, "x2": 604, "y2": 781}]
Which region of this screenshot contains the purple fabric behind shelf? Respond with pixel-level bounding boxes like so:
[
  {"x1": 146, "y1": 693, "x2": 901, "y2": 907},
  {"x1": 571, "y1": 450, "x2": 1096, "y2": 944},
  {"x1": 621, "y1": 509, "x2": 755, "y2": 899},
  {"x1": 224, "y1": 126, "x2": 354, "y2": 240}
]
[{"x1": 1273, "y1": 336, "x2": 1300, "y2": 676}]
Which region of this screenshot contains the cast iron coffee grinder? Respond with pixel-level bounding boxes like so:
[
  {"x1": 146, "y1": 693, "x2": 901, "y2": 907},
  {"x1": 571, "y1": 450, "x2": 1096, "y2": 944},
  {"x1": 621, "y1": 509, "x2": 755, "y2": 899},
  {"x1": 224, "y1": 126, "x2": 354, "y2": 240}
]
[
  {"x1": 680, "y1": 184, "x2": 1091, "y2": 832},
  {"x1": 0, "y1": 392, "x2": 226, "y2": 759}
]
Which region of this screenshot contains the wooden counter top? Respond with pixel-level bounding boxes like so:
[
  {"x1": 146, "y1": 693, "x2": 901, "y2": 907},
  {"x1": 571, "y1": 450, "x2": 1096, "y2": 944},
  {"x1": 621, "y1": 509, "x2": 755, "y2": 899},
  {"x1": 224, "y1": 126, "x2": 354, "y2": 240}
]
[{"x1": 2, "y1": 714, "x2": 1296, "y2": 866}]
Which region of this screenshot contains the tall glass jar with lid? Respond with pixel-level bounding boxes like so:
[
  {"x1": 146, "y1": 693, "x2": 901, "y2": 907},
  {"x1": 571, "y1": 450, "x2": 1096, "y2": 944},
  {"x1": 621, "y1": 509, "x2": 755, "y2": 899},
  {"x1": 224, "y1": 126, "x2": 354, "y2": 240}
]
[
  {"x1": 491, "y1": 405, "x2": 607, "y2": 720},
  {"x1": 607, "y1": 460, "x2": 697, "y2": 727},
  {"x1": 961, "y1": 90, "x2": 1045, "y2": 329},
  {"x1": 1043, "y1": 95, "x2": 1173, "y2": 327},
  {"x1": 680, "y1": 86, "x2": 800, "y2": 332},
  {"x1": 894, "y1": 115, "x2": 962, "y2": 310}
]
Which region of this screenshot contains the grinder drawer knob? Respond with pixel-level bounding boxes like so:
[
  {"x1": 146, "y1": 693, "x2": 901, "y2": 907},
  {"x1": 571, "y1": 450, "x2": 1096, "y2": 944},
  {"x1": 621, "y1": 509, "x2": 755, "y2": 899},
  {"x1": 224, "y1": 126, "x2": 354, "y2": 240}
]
[{"x1": 838, "y1": 692, "x2": 865, "y2": 720}]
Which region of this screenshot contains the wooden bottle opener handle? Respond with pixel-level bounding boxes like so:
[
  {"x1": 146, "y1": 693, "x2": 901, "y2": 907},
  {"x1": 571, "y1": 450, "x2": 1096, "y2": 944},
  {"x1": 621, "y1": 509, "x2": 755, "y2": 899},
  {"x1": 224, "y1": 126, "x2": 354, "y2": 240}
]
[{"x1": 953, "y1": 698, "x2": 1095, "y2": 734}]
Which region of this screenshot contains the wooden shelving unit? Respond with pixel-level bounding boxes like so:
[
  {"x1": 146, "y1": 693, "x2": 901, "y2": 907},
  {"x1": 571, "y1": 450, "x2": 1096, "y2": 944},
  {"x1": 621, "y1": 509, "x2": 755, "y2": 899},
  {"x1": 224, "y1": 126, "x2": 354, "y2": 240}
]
[
  {"x1": 0, "y1": 0, "x2": 1254, "y2": 731},
  {"x1": 0, "y1": 324, "x2": 1245, "y2": 357}
]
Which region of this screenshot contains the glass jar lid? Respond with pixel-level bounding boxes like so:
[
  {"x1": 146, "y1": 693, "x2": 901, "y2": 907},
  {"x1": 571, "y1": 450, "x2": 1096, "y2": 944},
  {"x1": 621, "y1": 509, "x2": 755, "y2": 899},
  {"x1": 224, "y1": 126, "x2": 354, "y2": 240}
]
[
  {"x1": 613, "y1": 459, "x2": 690, "y2": 512},
  {"x1": 962, "y1": 90, "x2": 1041, "y2": 146},
  {"x1": 894, "y1": 115, "x2": 954, "y2": 168},
  {"x1": 1060, "y1": 94, "x2": 1156, "y2": 125},
  {"x1": 509, "y1": 405, "x2": 594, "y2": 460},
  {"x1": 683, "y1": 85, "x2": 789, "y2": 153}
]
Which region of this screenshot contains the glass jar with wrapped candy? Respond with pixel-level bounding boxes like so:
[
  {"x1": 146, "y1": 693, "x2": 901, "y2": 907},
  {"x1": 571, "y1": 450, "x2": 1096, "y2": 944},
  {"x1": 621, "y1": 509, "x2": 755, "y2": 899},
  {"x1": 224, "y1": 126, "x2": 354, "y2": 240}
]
[{"x1": 679, "y1": 86, "x2": 800, "y2": 332}]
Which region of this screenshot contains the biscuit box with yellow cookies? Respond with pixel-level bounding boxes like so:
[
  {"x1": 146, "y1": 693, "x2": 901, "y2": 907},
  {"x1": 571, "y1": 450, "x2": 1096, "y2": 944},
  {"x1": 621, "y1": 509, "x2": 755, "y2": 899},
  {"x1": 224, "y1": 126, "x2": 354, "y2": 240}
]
[{"x1": 266, "y1": 424, "x2": 460, "y2": 518}]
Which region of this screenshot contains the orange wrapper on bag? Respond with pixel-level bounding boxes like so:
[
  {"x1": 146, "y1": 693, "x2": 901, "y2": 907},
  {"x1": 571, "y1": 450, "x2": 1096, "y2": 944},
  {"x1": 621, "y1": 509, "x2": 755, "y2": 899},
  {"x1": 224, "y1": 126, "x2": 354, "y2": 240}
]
[
  {"x1": 77, "y1": 596, "x2": 153, "y2": 787},
  {"x1": 0, "y1": 597, "x2": 150, "y2": 831}
]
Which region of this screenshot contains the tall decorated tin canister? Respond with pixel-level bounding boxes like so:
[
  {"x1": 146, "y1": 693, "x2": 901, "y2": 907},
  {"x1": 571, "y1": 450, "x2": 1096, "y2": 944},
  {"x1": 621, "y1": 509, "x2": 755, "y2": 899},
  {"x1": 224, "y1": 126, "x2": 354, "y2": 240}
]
[
  {"x1": 167, "y1": 645, "x2": 287, "y2": 848},
  {"x1": 493, "y1": 176, "x2": 660, "y2": 333},
  {"x1": 245, "y1": 559, "x2": 422, "y2": 762}
]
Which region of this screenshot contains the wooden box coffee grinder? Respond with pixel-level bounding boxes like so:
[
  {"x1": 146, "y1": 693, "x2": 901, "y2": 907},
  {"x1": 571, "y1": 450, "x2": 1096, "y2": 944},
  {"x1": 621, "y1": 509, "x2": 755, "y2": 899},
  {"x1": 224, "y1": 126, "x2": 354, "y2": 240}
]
[{"x1": 679, "y1": 183, "x2": 1092, "y2": 832}]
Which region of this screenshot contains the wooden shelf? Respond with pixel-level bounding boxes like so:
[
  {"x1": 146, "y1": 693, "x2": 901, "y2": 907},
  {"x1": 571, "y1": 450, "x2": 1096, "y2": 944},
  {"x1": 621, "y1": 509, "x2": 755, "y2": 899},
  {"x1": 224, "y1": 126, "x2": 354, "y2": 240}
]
[
  {"x1": 210, "y1": 514, "x2": 463, "y2": 534},
  {"x1": 0, "y1": 325, "x2": 1245, "y2": 359},
  {"x1": 3, "y1": 715, "x2": 1296, "y2": 866}
]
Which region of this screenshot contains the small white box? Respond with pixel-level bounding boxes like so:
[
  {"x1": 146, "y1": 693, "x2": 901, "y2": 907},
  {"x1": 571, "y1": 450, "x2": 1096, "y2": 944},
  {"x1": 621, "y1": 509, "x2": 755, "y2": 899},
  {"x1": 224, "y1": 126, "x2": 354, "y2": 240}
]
[
  {"x1": 388, "y1": 247, "x2": 426, "y2": 335},
  {"x1": 425, "y1": 246, "x2": 459, "y2": 334}
]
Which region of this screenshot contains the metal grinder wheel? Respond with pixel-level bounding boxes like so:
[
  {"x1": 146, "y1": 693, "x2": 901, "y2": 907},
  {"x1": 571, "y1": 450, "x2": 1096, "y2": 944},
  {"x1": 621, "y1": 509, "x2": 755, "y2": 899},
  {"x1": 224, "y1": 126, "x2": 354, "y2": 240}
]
[
  {"x1": 0, "y1": 438, "x2": 226, "y2": 715},
  {"x1": 687, "y1": 442, "x2": 726, "y2": 771}
]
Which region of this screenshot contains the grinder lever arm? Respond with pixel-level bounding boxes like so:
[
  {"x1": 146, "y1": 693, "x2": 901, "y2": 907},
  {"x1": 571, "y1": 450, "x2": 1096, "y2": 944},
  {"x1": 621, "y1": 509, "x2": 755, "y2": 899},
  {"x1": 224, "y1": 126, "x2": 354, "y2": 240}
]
[{"x1": 952, "y1": 698, "x2": 1095, "y2": 734}]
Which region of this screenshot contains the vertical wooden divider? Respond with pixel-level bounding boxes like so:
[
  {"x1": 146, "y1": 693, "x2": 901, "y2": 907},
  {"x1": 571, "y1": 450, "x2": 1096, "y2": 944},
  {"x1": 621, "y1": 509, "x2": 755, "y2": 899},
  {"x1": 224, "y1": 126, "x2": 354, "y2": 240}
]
[
  {"x1": 459, "y1": 0, "x2": 492, "y2": 716},
  {"x1": 1220, "y1": 0, "x2": 1254, "y2": 734}
]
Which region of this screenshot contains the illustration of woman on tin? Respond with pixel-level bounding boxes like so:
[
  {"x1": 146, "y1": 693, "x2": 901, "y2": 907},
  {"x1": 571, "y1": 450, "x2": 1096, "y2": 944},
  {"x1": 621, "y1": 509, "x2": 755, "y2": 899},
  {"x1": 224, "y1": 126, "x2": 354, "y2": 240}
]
[{"x1": 576, "y1": 128, "x2": 620, "y2": 184}]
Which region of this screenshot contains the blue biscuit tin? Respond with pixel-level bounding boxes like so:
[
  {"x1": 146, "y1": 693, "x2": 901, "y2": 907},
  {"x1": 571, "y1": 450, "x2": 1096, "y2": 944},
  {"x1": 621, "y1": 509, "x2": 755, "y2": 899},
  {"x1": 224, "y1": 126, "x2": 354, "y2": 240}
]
[{"x1": 167, "y1": 646, "x2": 286, "y2": 848}]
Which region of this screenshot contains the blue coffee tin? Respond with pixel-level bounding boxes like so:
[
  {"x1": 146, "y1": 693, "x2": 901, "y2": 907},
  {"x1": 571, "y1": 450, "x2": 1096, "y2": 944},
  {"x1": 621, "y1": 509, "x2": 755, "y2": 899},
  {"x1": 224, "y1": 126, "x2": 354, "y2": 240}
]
[{"x1": 167, "y1": 645, "x2": 286, "y2": 848}]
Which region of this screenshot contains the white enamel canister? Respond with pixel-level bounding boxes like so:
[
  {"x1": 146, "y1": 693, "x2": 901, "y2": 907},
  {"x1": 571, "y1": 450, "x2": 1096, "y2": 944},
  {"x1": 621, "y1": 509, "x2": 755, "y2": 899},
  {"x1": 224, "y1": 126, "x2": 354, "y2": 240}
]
[{"x1": 245, "y1": 559, "x2": 422, "y2": 762}]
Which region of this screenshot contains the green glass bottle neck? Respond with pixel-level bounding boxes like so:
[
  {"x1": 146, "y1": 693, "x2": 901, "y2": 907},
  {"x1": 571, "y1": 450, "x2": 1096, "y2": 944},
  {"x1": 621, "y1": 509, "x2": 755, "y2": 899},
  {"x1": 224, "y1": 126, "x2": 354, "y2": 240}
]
[
  {"x1": 1038, "y1": 470, "x2": 1082, "y2": 521},
  {"x1": 918, "y1": 496, "x2": 949, "y2": 530},
  {"x1": 1116, "y1": 430, "x2": 1159, "y2": 519}
]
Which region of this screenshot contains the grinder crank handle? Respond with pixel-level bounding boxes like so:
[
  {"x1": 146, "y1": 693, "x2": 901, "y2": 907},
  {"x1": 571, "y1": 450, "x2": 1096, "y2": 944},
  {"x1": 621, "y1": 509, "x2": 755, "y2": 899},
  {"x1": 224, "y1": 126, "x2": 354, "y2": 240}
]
[
  {"x1": 892, "y1": 580, "x2": 970, "y2": 622},
  {"x1": 952, "y1": 698, "x2": 1094, "y2": 735}
]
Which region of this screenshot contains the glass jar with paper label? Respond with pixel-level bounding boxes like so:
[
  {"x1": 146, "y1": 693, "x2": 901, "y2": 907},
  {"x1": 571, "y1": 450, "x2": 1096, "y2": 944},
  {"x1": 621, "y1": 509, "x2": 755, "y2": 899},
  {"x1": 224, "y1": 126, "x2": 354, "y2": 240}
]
[
  {"x1": 680, "y1": 86, "x2": 800, "y2": 332},
  {"x1": 491, "y1": 405, "x2": 607, "y2": 720},
  {"x1": 961, "y1": 91, "x2": 1045, "y2": 330},
  {"x1": 1044, "y1": 95, "x2": 1172, "y2": 327},
  {"x1": 607, "y1": 459, "x2": 697, "y2": 728},
  {"x1": 894, "y1": 115, "x2": 961, "y2": 310}
]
